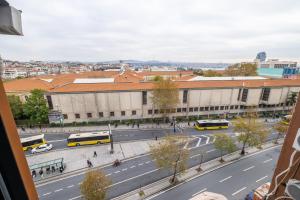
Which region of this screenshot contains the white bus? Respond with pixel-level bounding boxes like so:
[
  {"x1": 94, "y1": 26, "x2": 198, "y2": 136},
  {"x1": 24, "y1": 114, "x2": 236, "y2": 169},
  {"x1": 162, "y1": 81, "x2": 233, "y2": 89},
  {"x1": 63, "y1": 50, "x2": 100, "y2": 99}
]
[
  {"x1": 21, "y1": 134, "x2": 46, "y2": 151},
  {"x1": 67, "y1": 131, "x2": 111, "y2": 147}
]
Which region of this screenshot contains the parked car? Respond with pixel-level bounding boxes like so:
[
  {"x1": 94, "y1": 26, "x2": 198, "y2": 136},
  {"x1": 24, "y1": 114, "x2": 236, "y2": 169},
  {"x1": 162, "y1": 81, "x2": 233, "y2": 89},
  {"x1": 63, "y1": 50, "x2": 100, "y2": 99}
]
[{"x1": 31, "y1": 143, "x2": 53, "y2": 154}]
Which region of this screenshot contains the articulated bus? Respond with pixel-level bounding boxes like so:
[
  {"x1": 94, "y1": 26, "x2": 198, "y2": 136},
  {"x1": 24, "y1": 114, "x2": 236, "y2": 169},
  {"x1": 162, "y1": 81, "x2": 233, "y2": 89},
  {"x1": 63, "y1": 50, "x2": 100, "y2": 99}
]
[
  {"x1": 195, "y1": 119, "x2": 229, "y2": 130},
  {"x1": 282, "y1": 115, "x2": 292, "y2": 125},
  {"x1": 21, "y1": 134, "x2": 46, "y2": 151},
  {"x1": 67, "y1": 131, "x2": 111, "y2": 147}
]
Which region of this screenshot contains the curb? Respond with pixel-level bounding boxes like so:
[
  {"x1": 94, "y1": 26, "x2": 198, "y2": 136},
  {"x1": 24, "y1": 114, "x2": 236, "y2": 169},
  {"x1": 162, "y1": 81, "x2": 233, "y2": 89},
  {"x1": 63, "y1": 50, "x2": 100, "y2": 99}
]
[{"x1": 111, "y1": 139, "x2": 284, "y2": 200}]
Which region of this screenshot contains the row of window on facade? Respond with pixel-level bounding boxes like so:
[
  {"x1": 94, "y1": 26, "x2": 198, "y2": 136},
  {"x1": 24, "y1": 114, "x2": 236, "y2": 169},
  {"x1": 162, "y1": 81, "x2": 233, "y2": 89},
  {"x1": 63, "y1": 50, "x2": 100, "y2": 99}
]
[{"x1": 63, "y1": 101, "x2": 292, "y2": 119}]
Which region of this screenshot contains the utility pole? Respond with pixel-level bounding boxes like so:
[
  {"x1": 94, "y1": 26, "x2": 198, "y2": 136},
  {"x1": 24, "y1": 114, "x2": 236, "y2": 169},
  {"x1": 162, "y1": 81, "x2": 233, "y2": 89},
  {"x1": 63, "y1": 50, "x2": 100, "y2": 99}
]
[{"x1": 108, "y1": 124, "x2": 114, "y2": 154}]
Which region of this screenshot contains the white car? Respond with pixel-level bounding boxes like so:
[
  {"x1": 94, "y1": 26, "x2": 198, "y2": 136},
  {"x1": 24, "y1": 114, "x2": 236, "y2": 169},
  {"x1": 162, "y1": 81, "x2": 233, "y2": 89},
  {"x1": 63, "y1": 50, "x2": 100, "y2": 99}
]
[{"x1": 31, "y1": 143, "x2": 53, "y2": 154}]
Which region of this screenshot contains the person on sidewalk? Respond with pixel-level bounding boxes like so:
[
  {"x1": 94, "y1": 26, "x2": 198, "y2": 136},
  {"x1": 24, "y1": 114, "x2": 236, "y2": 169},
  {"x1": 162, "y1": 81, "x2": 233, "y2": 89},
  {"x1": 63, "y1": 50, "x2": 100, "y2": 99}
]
[
  {"x1": 93, "y1": 151, "x2": 97, "y2": 157},
  {"x1": 39, "y1": 168, "x2": 44, "y2": 178},
  {"x1": 32, "y1": 170, "x2": 36, "y2": 178}
]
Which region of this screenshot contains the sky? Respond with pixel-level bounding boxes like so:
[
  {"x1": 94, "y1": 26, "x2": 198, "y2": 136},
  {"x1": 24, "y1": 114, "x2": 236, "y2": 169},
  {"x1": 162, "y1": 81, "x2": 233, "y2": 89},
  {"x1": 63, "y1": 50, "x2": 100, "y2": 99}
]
[{"x1": 1, "y1": 0, "x2": 300, "y2": 63}]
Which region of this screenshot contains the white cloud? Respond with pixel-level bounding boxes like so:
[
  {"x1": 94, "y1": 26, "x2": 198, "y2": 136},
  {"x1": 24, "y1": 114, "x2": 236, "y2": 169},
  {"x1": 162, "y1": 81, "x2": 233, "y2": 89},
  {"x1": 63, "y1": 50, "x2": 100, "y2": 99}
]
[{"x1": 1, "y1": 0, "x2": 300, "y2": 62}]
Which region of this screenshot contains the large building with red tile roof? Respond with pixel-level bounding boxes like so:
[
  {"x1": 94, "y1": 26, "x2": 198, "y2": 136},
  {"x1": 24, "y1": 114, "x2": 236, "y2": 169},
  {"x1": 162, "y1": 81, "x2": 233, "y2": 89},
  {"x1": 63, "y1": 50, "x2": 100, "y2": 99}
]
[{"x1": 3, "y1": 70, "x2": 300, "y2": 123}]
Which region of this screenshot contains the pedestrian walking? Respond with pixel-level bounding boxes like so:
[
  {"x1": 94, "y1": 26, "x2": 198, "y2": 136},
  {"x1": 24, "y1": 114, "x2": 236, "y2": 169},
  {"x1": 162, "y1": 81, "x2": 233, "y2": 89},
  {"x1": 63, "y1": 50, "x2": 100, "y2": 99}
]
[
  {"x1": 155, "y1": 136, "x2": 158, "y2": 141},
  {"x1": 51, "y1": 166, "x2": 55, "y2": 173},
  {"x1": 39, "y1": 168, "x2": 44, "y2": 178},
  {"x1": 93, "y1": 151, "x2": 97, "y2": 157},
  {"x1": 32, "y1": 170, "x2": 36, "y2": 178},
  {"x1": 137, "y1": 123, "x2": 140, "y2": 128}
]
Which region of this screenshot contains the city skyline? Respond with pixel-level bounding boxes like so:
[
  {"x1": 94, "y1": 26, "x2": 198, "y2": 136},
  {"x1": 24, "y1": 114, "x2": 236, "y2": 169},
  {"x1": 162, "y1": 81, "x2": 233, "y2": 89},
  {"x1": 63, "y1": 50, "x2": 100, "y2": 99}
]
[{"x1": 1, "y1": 0, "x2": 300, "y2": 63}]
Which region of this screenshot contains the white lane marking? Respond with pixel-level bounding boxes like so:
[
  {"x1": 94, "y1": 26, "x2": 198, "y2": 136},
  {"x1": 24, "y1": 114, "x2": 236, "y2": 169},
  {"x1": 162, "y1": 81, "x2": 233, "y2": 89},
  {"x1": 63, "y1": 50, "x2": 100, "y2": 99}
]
[
  {"x1": 263, "y1": 158, "x2": 273, "y2": 163},
  {"x1": 219, "y1": 176, "x2": 232, "y2": 183},
  {"x1": 130, "y1": 165, "x2": 136, "y2": 168},
  {"x1": 192, "y1": 188, "x2": 207, "y2": 197},
  {"x1": 54, "y1": 188, "x2": 63, "y2": 192},
  {"x1": 138, "y1": 163, "x2": 144, "y2": 166},
  {"x1": 232, "y1": 187, "x2": 247, "y2": 196},
  {"x1": 68, "y1": 195, "x2": 82, "y2": 200},
  {"x1": 105, "y1": 173, "x2": 112, "y2": 176},
  {"x1": 67, "y1": 185, "x2": 74, "y2": 188},
  {"x1": 109, "y1": 168, "x2": 160, "y2": 187},
  {"x1": 43, "y1": 192, "x2": 51, "y2": 196},
  {"x1": 114, "y1": 170, "x2": 120, "y2": 174},
  {"x1": 243, "y1": 165, "x2": 255, "y2": 172},
  {"x1": 196, "y1": 137, "x2": 202, "y2": 147},
  {"x1": 206, "y1": 149, "x2": 216, "y2": 153},
  {"x1": 201, "y1": 135, "x2": 210, "y2": 144},
  {"x1": 122, "y1": 168, "x2": 127, "y2": 171},
  {"x1": 212, "y1": 136, "x2": 216, "y2": 143},
  {"x1": 256, "y1": 175, "x2": 268, "y2": 183},
  {"x1": 184, "y1": 141, "x2": 189, "y2": 149},
  {"x1": 145, "y1": 161, "x2": 151, "y2": 164}
]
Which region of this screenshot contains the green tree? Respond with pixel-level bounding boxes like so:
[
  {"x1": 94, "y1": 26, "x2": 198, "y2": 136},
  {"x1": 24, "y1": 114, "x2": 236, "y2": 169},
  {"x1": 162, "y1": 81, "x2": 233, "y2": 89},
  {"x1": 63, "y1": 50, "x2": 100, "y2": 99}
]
[
  {"x1": 150, "y1": 136, "x2": 189, "y2": 184},
  {"x1": 151, "y1": 78, "x2": 179, "y2": 121},
  {"x1": 23, "y1": 89, "x2": 49, "y2": 124},
  {"x1": 80, "y1": 170, "x2": 111, "y2": 200},
  {"x1": 273, "y1": 120, "x2": 289, "y2": 144},
  {"x1": 225, "y1": 63, "x2": 257, "y2": 76},
  {"x1": 214, "y1": 133, "x2": 236, "y2": 162},
  {"x1": 7, "y1": 95, "x2": 23, "y2": 120},
  {"x1": 233, "y1": 113, "x2": 269, "y2": 155},
  {"x1": 203, "y1": 70, "x2": 223, "y2": 77}
]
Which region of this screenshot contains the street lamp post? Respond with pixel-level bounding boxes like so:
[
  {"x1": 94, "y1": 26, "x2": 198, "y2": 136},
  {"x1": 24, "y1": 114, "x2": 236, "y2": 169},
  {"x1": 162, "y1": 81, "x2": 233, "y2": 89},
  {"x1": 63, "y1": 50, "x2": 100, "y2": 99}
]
[{"x1": 108, "y1": 123, "x2": 114, "y2": 154}]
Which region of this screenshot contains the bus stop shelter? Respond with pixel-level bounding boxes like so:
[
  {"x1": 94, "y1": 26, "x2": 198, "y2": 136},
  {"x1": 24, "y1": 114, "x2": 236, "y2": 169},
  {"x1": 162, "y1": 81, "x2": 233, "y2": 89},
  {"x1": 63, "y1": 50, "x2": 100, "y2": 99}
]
[{"x1": 29, "y1": 158, "x2": 65, "y2": 176}]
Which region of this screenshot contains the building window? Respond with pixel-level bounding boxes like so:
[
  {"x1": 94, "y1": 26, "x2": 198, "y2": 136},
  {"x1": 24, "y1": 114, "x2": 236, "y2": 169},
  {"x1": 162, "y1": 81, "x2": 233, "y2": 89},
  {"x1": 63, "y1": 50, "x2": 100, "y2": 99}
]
[
  {"x1": 142, "y1": 91, "x2": 147, "y2": 105},
  {"x1": 121, "y1": 111, "x2": 125, "y2": 116},
  {"x1": 99, "y1": 112, "x2": 103, "y2": 118},
  {"x1": 230, "y1": 105, "x2": 234, "y2": 109},
  {"x1": 261, "y1": 88, "x2": 271, "y2": 101},
  {"x1": 235, "y1": 105, "x2": 239, "y2": 109},
  {"x1": 240, "y1": 105, "x2": 244, "y2": 109},
  {"x1": 63, "y1": 114, "x2": 68, "y2": 119},
  {"x1": 220, "y1": 106, "x2": 224, "y2": 110},
  {"x1": 177, "y1": 108, "x2": 182, "y2": 113},
  {"x1": 148, "y1": 110, "x2": 153, "y2": 115},
  {"x1": 210, "y1": 106, "x2": 215, "y2": 111},
  {"x1": 215, "y1": 106, "x2": 219, "y2": 110},
  {"x1": 200, "y1": 107, "x2": 204, "y2": 111},
  {"x1": 189, "y1": 107, "x2": 193, "y2": 112},
  {"x1": 171, "y1": 108, "x2": 176, "y2": 113},
  {"x1": 194, "y1": 107, "x2": 199, "y2": 112},
  {"x1": 75, "y1": 113, "x2": 80, "y2": 119},
  {"x1": 110, "y1": 112, "x2": 114, "y2": 117},
  {"x1": 241, "y1": 89, "x2": 248, "y2": 102},
  {"x1": 204, "y1": 107, "x2": 209, "y2": 111},
  {"x1": 280, "y1": 103, "x2": 284, "y2": 107},
  {"x1": 46, "y1": 95, "x2": 53, "y2": 110},
  {"x1": 182, "y1": 108, "x2": 187, "y2": 112},
  {"x1": 237, "y1": 88, "x2": 242, "y2": 101},
  {"x1": 154, "y1": 109, "x2": 159, "y2": 114},
  {"x1": 225, "y1": 106, "x2": 229, "y2": 110},
  {"x1": 183, "y1": 90, "x2": 188, "y2": 103},
  {"x1": 87, "y1": 113, "x2": 92, "y2": 118},
  {"x1": 132, "y1": 110, "x2": 136, "y2": 115}
]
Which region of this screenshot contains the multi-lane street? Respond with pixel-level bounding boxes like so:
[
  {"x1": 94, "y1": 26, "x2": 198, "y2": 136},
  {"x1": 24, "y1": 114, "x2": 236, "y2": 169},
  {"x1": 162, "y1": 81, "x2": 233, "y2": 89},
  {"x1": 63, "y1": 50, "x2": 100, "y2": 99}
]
[
  {"x1": 147, "y1": 145, "x2": 281, "y2": 200},
  {"x1": 21, "y1": 122, "x2": 277, "y2": 152},
  {"x1": 35, "y1": 134, "x2": 281, "y2": 200}
]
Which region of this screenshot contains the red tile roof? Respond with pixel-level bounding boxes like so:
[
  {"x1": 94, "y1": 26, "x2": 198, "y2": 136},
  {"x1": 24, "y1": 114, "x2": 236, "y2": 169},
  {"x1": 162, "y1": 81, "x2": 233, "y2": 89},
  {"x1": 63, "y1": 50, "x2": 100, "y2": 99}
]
[{"x1": 4, "y1": 70, "x2": 300, "y2": 93}]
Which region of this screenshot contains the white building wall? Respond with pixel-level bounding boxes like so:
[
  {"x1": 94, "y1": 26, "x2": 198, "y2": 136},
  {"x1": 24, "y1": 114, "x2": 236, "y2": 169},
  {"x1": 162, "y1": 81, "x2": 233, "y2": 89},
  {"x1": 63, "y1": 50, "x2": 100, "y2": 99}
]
[
  {"x1": 49, "y1": 86, "x2": 300, "y2": 123},
  {"x1": 246, "y1": 89, "x2": 261, "y2": 105}
]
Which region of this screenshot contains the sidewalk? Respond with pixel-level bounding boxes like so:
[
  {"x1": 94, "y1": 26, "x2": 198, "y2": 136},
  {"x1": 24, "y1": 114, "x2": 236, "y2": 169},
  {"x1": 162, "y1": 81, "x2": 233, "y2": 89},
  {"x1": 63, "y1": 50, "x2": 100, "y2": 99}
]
[
  {"x1": 18, "y1": 118, "x2": 279, "y2": 134},
  {"x1": 27, "y1": 140, "x2": 156, "y2": 181},
  {"x1": 112, "y1": 138, "x2": 284, "y2": 200}
]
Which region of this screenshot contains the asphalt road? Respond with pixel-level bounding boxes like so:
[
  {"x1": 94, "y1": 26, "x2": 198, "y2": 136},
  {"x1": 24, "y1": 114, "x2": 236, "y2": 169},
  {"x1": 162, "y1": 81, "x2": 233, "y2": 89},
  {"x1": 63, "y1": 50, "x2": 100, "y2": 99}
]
[
  {"x1": 147, "y1": 145, "x2": 281, "y2": 200},
  {"x1": 35, "y1": 132, "x2": 281, "y2": 200},
  {"x1": 21, "y1": 122, "x2": 277, "y2": 153}
]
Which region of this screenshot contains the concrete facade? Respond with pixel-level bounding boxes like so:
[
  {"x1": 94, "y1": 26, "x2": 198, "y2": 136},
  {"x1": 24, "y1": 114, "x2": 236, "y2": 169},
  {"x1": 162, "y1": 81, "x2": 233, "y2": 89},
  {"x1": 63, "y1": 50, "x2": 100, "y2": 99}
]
[{"x1": 49, "y1": 86, "x2": 300, "y2": 123}]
